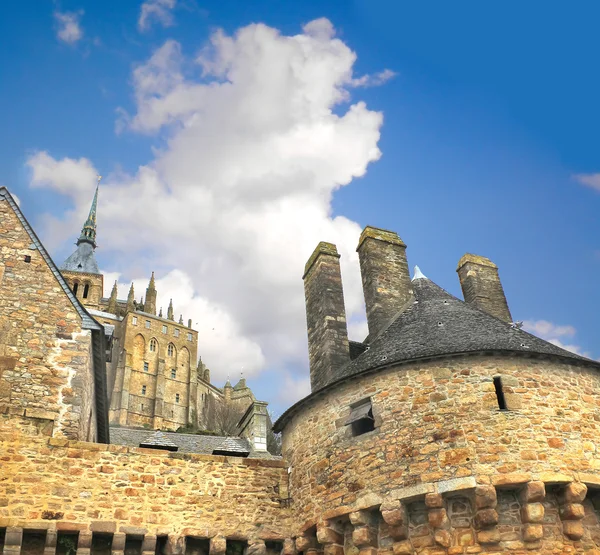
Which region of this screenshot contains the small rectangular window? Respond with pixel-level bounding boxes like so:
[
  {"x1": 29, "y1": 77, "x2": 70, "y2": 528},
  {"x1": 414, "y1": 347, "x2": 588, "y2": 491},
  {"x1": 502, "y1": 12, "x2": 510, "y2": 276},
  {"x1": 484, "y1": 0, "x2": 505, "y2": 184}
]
[
  {"x1": 493, "y1": 376, "x2": 508, "y2": 410},
  {"x1": 345, "y1": 398, "x2": 375, "y2": 436},
  {"x1": 174, "y1": 328, "x2": 180, "y2": 337},
  {"x1": 22, "y1": 530, "x2": 47, "y2": 555},
  {"x1": 145, "y1": 320, "x2": 151, "y2": 329},
  {"x1": 185, "y1": 537, "x2": 209, "y2": 555},
  {"x1": 142, "y1": 385, "x2": 147, "y2": 395},
  {"x1": 175, "y1": 393, "x2": 180, "y2": 403},
  {"x1": 124, "y1": 535, "x2": 143, "y2": 555},
  {"x1": 57, "y1": 532, "x2": 79, "y2": 555},
  {"x1": 132, "y1": 316, "x2": 138, "y2": 325},
  {"x1": 144, "y1": 362, "x2": 149, "y2": 372},
  {"x1": 187, "y1": 333, "x2": 193, "y2": 341},
  {"x1": 24, "y1": 255, "x2": 31, "y2": 263},
  {"x1": 226, "y1": 540, "x2": 247, "y2": 555},
  {"x1": 91, "y1": 533, "x2": 113, "y2": 555},
  {"x1": 162, "y1": 325, "x2": 167, "y2": 334},
  {"x1": 171, "y1": 369, "x2": 176, "y2": 379},
  {"x1": 156, "y1": 536, "x2": 169, "y2": 555}
]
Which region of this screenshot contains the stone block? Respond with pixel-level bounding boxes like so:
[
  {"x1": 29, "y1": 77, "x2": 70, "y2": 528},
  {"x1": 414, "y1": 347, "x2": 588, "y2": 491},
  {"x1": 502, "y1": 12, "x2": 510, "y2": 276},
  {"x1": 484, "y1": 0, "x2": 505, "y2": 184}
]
[
  {"x1": 112, "y1": 533, "x2": 126, "y2": 552},
  {"x1": 428, "y1": 508, "x2": 449, "y2": 530},
  {"x1": 247, "y1": 540, "x2": 267, "y2": 555},
  {"x1": 283, "y1": 539, "x2": 297, "y2": 555},
  {"x1": 380, "y1": 501, "x2": 406, "y2": 527},
  {"x1": 491, "y1": 473, "x2": 531, "y2": 487},
  {"x1": 358, "y1": 548, "x2": 377, "y2": 555},
  {"x1": 349, "y1": 510, "x2": 375, "y2": 527},
  {"x1": 4, "y1": 527, "x2": 23, "y2": 546},
  {"x1": 563, "y1": 520, "x2": 584, "y2": 541},
  {"x1": 475, "y1": 485, "x2": 497, "y2": 509},
  {"x1": 295, "y1": 536, "x2": 314, "y2": 553},
  {"x1": 323, "y1": 545, "x2": 343, "y2": 555},
  {"x1": 316, "y1": 525, "x2": 343, "y2": 546},
  {"x1": 90, "y1": 521, "x2": 117, "y2": 533},
  {"x1": 352, "y1": 527, "x2": 377, "y2": 548},
  {"x1": 474, "y1": 509, "x2": 498, "y2": 529},
  {"x1": 142, "y1": 536, "x2": 157, "y2": 552},
  {"x1": 425, "y1": 493, "x2": 444, "y2": 509},
  {"x1": 559, "y1": 502, "x2": 585, "y2": 521},
  {"x1": 210, "y1": 536, "x2": 227, "y2": 555},
  {"x1": 391, "y1": 541, "x2": 412, "y2": 555},
  {"x1": 522, "y1": 524, "x2": 543, "y2": 542},
  {"x1": 477, "y1": 528, "x2": 500, "y2": 544},
  {"x1": 434, "y1": 529, "x2": 452, "y2": 548},
  {"x1": 521, "y1": 503, "x2": 544, "y2": 523},
  {"x1": 436, "y1": 476, "x2": 476, "y2": 493},
  {"x1": 520, "y1": 481, "x2": 545, "y2": 504},
  {"x1": 386, "y1": 525, "x2": 407, "y2": 541},
  {"x1": 562, "y1": 482, "x2": 588, "y2": 504}
]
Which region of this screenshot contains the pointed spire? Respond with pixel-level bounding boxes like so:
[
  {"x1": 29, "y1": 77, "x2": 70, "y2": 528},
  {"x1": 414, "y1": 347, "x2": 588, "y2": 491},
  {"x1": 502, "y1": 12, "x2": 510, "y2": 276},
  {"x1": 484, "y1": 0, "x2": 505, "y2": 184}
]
[
  {"x1": 107, "y1": 280, "x2": 118, "y2": 314},
  {"x1": 149, "y1": 271, "x2": 156, "y2": 289},
  {"x1": 178, "y1": 314, "x2": 183, "y2": 325},
  {"x1": 159, "y1": 307, "x2": 163, "y2": 318},
  {"x1": 412, "y1": 266, "x2": 428, "y2": 281},
  {"x1": 127, "y1": 283, "x2": 135, "y2": 312},
  {"x1": 167, "y1": 299, "x2": 174, "y2": 320},
  {"x1": 145, "y1": 272, "x2": 157, "y2": 315},
  {"x1": 77, "y1": 176, "x2": 101, "y2": 249}
]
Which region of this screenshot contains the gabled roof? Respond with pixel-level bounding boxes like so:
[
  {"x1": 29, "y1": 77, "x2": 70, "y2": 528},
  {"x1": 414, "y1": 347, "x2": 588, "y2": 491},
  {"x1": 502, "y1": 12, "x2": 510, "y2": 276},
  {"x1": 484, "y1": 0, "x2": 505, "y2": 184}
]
[
  {"x1": 139, "y1": 430, "x2": 179, "y2": 451},
  {"x1": 274, "y1": 272, "x2": 599, "y2": 432}
]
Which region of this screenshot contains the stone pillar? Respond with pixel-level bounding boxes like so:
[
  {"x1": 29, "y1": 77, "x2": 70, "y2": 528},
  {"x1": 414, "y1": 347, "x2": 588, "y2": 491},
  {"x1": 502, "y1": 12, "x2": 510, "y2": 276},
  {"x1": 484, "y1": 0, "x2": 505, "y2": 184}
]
[
  {"x1": 317, "y1": 520, "x2": 344, "y2": 555},
  {"x1": 118, "y1": 365, "x2": 132, "y2": 426},
  {"x1": 474, "y1": 485, "x2": 500, "y2": 545},
  {"x1": 380, "y1": 499, "x2": 410, "y2": 554},
  {"x1": 210, "y1": 536, "x2": 227, "y2": 555},
  {"x1": 425, "y1": 493, "x2": 452, "y2": 549},
  {"x1": 356, "y1": 226, "x2": 412, "y2": 340},
  {"x1": 283, "y1": 539, "x2": 297, "y2": 555},
  {"x1": 44, "y1": 530, "x2": 58, "y2": 555},
  {"x1": 520, "y1": 481, "x2": 545, "y2": 543},
  {"x1": 142, "y1": 535, "x2": 157, "y2": 555},
  {"x1": 303, "y1": 242, "x2": 350, "y2": 392},
  {"x1": 247, "y1": 540, "x2": 267, "y2": 555},
  {"x1": 3, "y1": 527, "x2": 22, "y2": 555},
  {"x1": 456, "y1": 254, "x2": 512, "y2": 323},
  {"x1": 168, "y1": 535, "x2": 185, "y2": 555},
  {"x1": 559, "y1": 482, "x2": 588, "y2": 541},
  {"x1": 350, "y1": 510, "x2": 378, "y2": 555},
  {"x1": 112, "y1": 533, "x2": 126, "y2": 555},
  {"x1": 295, "y1": 534, "x2": 318, "y2": 555},
  {"x1": 77, "y1": 532, "x2": 93, "y2": 555}
]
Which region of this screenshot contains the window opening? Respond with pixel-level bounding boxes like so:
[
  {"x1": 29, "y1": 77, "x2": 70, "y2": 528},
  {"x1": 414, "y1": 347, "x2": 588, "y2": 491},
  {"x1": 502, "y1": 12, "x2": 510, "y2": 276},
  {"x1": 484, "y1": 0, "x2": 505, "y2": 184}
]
[
  {"x1": 132, "y1": 316, "x2": 138, "y2": 325},
  {"x1": 73, "y1": 283, "x2": 79, "y2": 296},
  {"x1": 0, "y1": 528, "x2": 5, "y2": 555},
  {"x1": 24, "y1": 255, "x2": 31, "y2": 263},
  {"x1": 57, "y1": 532, "x2": 79, "y2": 555},
  {"x1": 142, "y1": 385, "x2": 147, "y2": 395},
  {"x1": 493, "y1": 377, "x2": 507, "y2": 410},
  {"x1": 155, "y1": 536, "x2": 169, "y2": 555},
  {"x1": 124, "y1": 536, "x2": 143, "y2": 555},
  {"x1": 150, "y1": 339, "x2": 157, "y2": 352},
  {"x1": 145, "y1": 320, "x2": 151, "y2": 329},
  {"x1": 226, "y1": 540, "x2": 247, "y2": 555},
  {"x1": 91, "y1": 534, "x2": 113, "y2": 555},
  {"x1": 171, "y1": 369, "x2": 176, "y2": 379},
  {"x1": 184, "y1": 538, "x2": 209, "y2": 555},
  {"x1": 144, "y1": 362, "x2": 149, "y2": 372},
  {"x1": 174, "y1": 329, "x2": 180, "y2": 337},
  {"x1": 175, "y1": 394, "x2": 180, "y2": 403},
  {"x1": 162, "y1": 325, "x2": 167, "y2": 334},
  {"x1": 187, "y1": 333, "x2": 192, "y2": 341},
  {"x1": 168, "y1": 344, "x2": 174, "y2": 357},
  {"x1": 265, "y1": 542, "x2": 283, "y2": 555},
  {"x1": 345, "y1": 399, "x2": 375, "y2": 436},
  {"x1": 21, "y1": 530, "x2": 47, "y2": 555},
  {"x1": 83, "y1": 284, "x2": 90, "y2": 299}
]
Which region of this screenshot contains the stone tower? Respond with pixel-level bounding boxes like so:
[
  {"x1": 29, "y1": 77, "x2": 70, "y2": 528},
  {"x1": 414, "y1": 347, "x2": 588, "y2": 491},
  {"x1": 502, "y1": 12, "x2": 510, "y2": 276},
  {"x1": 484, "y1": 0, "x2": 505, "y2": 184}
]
[{"x1": 60, "y1": 182, "x2": 104, "y2": 310}]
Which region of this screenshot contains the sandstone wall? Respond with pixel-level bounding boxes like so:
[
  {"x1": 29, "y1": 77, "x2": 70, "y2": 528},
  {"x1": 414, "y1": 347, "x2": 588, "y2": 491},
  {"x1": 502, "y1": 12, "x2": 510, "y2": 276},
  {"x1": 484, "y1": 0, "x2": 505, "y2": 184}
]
[
  {"x1": 0, "y1": 421, "x2": 293, "y2": 553},
  {"x1": 281, "y1": 355, "x2": 600, "y2": 553},
  {"x1": 0, "y1": 197, "x2": 97, "y2": 441}
]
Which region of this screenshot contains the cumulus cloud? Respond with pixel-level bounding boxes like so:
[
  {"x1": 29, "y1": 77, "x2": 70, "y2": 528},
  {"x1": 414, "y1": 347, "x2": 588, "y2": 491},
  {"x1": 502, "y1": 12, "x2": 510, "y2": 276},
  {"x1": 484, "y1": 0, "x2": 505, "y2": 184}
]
[
  {"x1": 523, "y1": 319, "x2": 588, "y2": 357},
  {"x1": 138, "y1": 0, "x2": 176, "y2": 32},
  {"x1": 27, "y1": 19, "x2": 393, "y2": 407},
  {"x1": 351, "y1": 69, "x2": 397, "y2": 88},
  {"x1": 54, "y1": 10, "x2": 84, "y2": 45},
  {"x1": 573, "y1": 173, "x2": 600, "y2": 191}
]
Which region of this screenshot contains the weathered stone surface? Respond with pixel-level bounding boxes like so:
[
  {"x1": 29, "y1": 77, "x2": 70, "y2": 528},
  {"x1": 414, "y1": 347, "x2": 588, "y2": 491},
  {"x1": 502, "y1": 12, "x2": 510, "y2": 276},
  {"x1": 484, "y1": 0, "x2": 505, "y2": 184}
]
[
  {"x1": 474, "y1": 509, "x2": 498, "y2": 529},
  {"x1": 425, "y1": 493, "x2": 443, "y2": 509},
  {"x1": 559, "y1": 502, "x2": 585, "y2": 521},
  {"x1": 563, "y1": 520, "x2": 585, "y2": 541},
  {"x1": 523, "y1": 524, "x2": 543, "y2": 542},
  {"x1": 520, "y1": 481, "x2": 545, "y2": 504},
  {"x1": 477, "y1": 528, "x2": 500, "y2": 544},
  {"x1": 521, "y1": 503, "x2": 544, "y2": 523},
  {"x1": 349, "y1": 510, "x2": 375, "y2": 527},
  {"x1": 391, "y1": 541, "x2": 412, "y2": 555},
  {"x1": 380, "y1": 501, "x2": 406, "y2": 527},
  {"x1": 428, "y1": 508, "x2": 449, "y2": 530},
  {"x1": 209, "y1": 537, "x2": 226, "y2": 555},
  {"x1": 434, "y1": 529, "x2": 452, "y2": 548},
  {"x1": 351, "y1": 527, "x2": 377, "y2": 548},
  {"x1": 475, "y1": 486, "x2": 497, "y2": 510},
  {"x1": 562, "y1": 482, "x2": 588, "y2": 504},
  {"x1": 316, "y1": 524, "x2": 342, "y2": 546}
]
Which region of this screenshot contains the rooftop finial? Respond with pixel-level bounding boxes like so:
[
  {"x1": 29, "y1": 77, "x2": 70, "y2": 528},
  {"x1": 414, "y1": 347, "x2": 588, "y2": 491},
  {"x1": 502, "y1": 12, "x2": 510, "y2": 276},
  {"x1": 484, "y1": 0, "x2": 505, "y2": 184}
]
[
  {"x1": 412, "y1": 266, "x2": 428, "y2": 281},
  {"x1": 167, "y1": 298, "x2": 174, "y2": 320}
]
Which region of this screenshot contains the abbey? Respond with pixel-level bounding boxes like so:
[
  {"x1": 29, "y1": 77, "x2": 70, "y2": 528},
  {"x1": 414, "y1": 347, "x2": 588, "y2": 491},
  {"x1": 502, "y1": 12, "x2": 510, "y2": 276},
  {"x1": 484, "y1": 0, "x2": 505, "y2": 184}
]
[{"x1": 2, "y1": 185, "x2": 600, "y2": 555}]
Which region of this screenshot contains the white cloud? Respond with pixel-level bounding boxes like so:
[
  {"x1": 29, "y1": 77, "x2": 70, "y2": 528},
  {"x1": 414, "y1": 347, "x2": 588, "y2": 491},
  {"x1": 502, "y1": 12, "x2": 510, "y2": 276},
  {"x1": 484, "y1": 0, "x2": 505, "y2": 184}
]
[
  {"x1": 523, "y1": 319, "x2": 588, "y2": 357},
  {"x1": 573, "y1": 173, "x2": 600, "y2": 191},
  {"x1": 54, "y1": 11, "x2": 84, "y2": 45},
  {"x1": 138, "y1": 0, "x2": 176, "y2": 32},
  {"x1": 351, "y1": 69, "x2": 397, "y2": 88},
  {"x1": 27, "y1": 19, "x2": 390, "y2": 403}
]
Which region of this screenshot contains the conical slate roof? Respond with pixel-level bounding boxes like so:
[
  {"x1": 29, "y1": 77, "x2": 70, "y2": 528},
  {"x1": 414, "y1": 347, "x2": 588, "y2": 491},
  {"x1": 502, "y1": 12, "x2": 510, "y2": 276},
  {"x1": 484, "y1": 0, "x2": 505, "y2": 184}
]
[{"x1": 336, "y1": 273, "x2": 593, "y2": 384}]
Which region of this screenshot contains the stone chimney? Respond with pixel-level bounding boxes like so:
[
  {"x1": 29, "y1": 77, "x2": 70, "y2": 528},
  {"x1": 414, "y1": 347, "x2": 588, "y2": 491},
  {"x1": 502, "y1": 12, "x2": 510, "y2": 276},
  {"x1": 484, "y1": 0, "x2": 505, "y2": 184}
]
[
  {"x1": 237, "y1": 401, "x2": 269, "y2": 452},
  {"x1": 357, "y1": 226, "x2": 412, "y2": 340},
  {"x1": 303, "y1": 242, "x2": 350, "y2": 392},
  {"x1": 456, "y1": 253, "x2": 512, "y2": 323},
  {"x1": 144, "y1": 272, "x2": 157, "y2": 315}
]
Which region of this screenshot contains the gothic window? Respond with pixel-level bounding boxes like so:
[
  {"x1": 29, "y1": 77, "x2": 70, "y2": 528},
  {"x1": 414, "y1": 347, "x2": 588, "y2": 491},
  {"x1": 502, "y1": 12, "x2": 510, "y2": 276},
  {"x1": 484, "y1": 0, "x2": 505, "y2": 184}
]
[
  {"x1": 171, "y1": 369, "x2": 176, "y2": 379},
  {"x1": 174, "y1": 328, "x2": 180, "y2": 337},
  {"x1": 83, "y1": 284, "x2": 90, "y2": 299},
  {"x1": 175, "y1": 394, "x2": 180, "y2": 403},
  {"x1": 142, "y1": 385, "x2": 147, "y2": 395},
  {"x1": 167, "y1": 344, "x2": 174, "y2": 357},
  {"x1": 150, "y1": 339, "x2": 157, "y2": 352}
]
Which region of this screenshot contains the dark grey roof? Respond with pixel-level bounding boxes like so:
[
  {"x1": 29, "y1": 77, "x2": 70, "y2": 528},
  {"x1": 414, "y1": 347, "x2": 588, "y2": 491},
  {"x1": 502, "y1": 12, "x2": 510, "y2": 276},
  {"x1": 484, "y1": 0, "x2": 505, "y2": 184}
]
[
  {"x1": 139, "y1": 430, "x2": 179, "y2": 450},
  {"x1": 274, "y1": 275, "x2": 600, "y2": 432},
  {"x1": 61, "y1": 241, "x2": 100, "y2": 274},
  {"x1": 109, "y1": 426, "x2": 273, "y2": 458}
]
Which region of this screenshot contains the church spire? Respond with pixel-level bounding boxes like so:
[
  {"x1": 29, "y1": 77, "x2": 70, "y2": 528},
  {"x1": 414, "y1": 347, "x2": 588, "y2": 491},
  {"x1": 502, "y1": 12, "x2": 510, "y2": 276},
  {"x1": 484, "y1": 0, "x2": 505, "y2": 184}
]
[
  {"x1": 167, "y1": 299, "x2": 174, "y2": 320},
  {"x1": 77, "y1": 175, "x2": 101, "y2": 249},
  {"x1": 144, "y1": 272, "x2": 157, "y2": 315},
  {"x1": 127, "y1": 283, "x2": 135, "y2": 312},
  {"x1": 107, "y1": 280, "x2": 118, "y2": 314}
]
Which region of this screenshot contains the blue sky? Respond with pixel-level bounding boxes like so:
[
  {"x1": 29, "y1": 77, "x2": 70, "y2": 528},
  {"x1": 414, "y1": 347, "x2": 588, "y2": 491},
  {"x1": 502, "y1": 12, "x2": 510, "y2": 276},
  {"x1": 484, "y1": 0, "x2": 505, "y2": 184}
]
[{"x1": 1, "y1": 1, "x2": 599, "y2": 417}]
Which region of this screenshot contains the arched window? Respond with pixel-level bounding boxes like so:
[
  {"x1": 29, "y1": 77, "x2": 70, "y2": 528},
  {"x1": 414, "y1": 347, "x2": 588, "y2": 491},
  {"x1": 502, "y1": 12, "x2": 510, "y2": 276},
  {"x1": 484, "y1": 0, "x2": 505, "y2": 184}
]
[
  {"x1": 73, "y1": 282, "x2": 79, "y2": 296},
  {"x1": 83, "y1": 283, "x2": 90, "y2": 299},
  {"x1": 149, "y1": 338, "x2": 157, "y2": 352},
  {"x1": 167, "y1": 343, "x2": 175, "y2": 357}
]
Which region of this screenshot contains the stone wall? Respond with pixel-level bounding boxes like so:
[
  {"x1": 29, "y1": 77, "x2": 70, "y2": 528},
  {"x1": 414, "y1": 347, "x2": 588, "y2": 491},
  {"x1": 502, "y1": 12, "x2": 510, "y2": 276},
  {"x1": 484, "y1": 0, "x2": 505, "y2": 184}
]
[
  {"x1": 0, "y1": 197, "x2": 97, "y2": 442},
  {"x1": 0, "y1": 422, "x2": 293, "y2": 552},
  {"x1": 281, "y1": 355, "x2": 600, "y2": 553}
]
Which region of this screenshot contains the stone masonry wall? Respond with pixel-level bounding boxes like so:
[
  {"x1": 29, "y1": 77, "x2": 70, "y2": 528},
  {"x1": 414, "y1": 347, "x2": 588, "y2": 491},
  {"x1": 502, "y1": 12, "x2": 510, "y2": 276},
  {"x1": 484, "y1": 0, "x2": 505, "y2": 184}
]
[
  {"x1": 0, "y1": 421, "x2": 293, "y2": 551},
  {"x1": 282, "y1": 355, "x2": 600, "y2": 553},
  {"x1": 0, "y1": 197, "x2": 97, "y2": 441}
]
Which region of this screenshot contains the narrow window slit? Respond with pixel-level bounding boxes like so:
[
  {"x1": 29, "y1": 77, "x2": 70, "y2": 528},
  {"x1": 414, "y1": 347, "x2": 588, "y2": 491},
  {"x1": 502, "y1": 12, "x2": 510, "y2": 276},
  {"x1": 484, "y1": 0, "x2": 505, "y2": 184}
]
[
  {"x1": 83, "y1": 284, "x2": 90, "y2": 299},
  {"x1": 493, "y1": 376, "x2": 507, "y2": 410}
]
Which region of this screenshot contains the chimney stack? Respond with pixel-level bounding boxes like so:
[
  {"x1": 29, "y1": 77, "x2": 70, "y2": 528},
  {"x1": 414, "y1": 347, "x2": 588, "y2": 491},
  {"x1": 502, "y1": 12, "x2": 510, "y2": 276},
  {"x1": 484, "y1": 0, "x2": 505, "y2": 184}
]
[
  {"x1": 303, "y1": 242, "x2": 350, "y2": 392},
  {"x1": 357, "y1": 226, "x2": 412, "y2": 340},
  {"x1": 456, "y1": 254, "x2": 512, "y2": 323}
]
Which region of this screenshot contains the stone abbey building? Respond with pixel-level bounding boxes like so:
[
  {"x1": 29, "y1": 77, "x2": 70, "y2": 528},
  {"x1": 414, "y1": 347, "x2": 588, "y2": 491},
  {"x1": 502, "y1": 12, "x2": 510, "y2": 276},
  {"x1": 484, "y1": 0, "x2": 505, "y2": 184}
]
[{"x1": 2, "y1": 184, "x2": 600, "y2": 555}]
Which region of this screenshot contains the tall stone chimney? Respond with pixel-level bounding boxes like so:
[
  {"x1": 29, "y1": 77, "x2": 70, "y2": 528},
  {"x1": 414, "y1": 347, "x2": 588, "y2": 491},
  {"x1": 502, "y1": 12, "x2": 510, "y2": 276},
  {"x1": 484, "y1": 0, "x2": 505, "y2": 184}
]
[
  {"x1": 357, "y1": 226, "x2": 412, "y2": 340},
  {"x1": 456, "y1": 254, "x2": 512, "y2": 323},
  {"x1": 303, "y1": 242, "x2": 350, "y2": 392}
]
